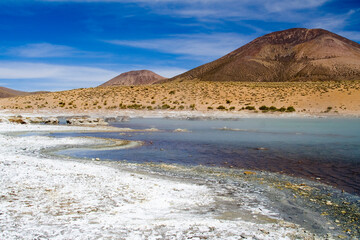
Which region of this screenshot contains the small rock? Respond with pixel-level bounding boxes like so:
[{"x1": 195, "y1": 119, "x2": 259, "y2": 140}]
[
  {"x1": 244, "y1": 171, "x2": 256, "y2": 175},
  {"x1": 255, "y1": 147, "x2": 268, "y2": 151},
  {"x1": 27, "y1": 117, "x2": 45, "y2": 124},
  {"x1": 326, "y1": 200, "x2": 333, "y2": 206},
  {"x1": 44, "y1": 117, "x2": 59, "y2": 125},
  {"x1": 173, "y1": 128, "x2": 190, "y2": 132},
  {"x1": 8, "y1": 117, "x2": 28, "y2": 124}
]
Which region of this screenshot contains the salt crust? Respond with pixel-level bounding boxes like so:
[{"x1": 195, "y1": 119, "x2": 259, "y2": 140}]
[{"x1": 0, "y1": 123, "x2": 318, "y2": 239}]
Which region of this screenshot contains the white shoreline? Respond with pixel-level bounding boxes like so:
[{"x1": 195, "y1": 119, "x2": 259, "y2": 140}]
[
  {"x1": 1, "y1": 109, "x2": 359, "y2": 120},
  {"x1": 0, "y1": 122, "x2": 321, "y2": 239}
]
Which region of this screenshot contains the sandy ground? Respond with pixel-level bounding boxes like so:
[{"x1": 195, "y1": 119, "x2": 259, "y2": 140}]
[
  {"x1": 0, "y1": 122, "x2": 323, "y2": 239},
  {"x1": 1, "y1": 81, "x2": 360, "y2": 117}
]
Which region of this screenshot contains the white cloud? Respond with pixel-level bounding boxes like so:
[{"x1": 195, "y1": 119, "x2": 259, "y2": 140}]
[
  {"x1": 307, "y1": 12, "x2": 351, "y2": 31},
  {"x1": 5, "y1": 43, "x2": 112, "y2": 59},
  {"x1": 0, "y1": 62, "x2": 118, "y2": 90},
  {"x1": 338, "y1": 31, "x2": 360, "y2": 41},
  {"x1": 0, "y1": 61, "x2": 188, "y2": 91},
  {"x1": 150, "y1": 67, "x2": 187, "y2": 78},
  {"x1": 39, "y1": 0, "x2": 330, "y2": 22},
  {"x1": 107, "y1": 33, "x2": 252, "y2": 60},
  {"x1": 263, "y1": 0, "x2": 327, "y2": 12},
  {"x1": 306, "y1": 9, "x2": 359, "y2": 37},
  {"x1": 6, "y1": 43, "x2": 77, "y2": 58}
]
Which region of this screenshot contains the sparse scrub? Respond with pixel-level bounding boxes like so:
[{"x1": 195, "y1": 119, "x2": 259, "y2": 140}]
[
  {"x1": 161, "y1": 104, "x2": 171, "y2": 109},
  {"x1": 286, "y1": 106, "x2": 295, "y2": 112},
  {"x1": 325, "y1": 106, "x2": 332, "y2": 113},
  {"x1": 245, "y1": 106, "x2": 255, "y2": 110},
  {"x1": 259, "y1": 105, "x2": 269, "y2": 111}
]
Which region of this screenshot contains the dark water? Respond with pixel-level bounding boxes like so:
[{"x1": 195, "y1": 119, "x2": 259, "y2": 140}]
[{"x1": 53, "y1": 118, "x2": 360, "y2": 195}]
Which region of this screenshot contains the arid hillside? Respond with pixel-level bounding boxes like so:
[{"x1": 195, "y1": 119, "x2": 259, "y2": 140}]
[
  {"x1": 160, "y1": 28, "x2": 360, "y2": 83},
  {"x1": 0, "y1": 87, "x2": 48, "y2": 98},
  {"x1": 1, "y1": 81, "x2": 359, "y2": 115},
  {"x1": 0, "y1": 87, "x2": 28, "y2": 98},
  {"x1": 100, "y1": 70, "x2": 166, "y2": 87}
]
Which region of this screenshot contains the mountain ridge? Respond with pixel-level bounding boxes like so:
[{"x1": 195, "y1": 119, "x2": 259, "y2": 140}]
[
  {"x1": 0, "y1": 86, "x2": 48, "y2": 98},
  {"x1": 100, "y1": 70, "x2": 166, "y2": 87},
  {"x1": 160, "y1": 28, "x2": 360, "y2": 83}
]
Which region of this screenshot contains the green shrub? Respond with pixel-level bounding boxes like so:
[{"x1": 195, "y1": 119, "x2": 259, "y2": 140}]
[
  {"x1": 161, "y1": 104, "x2": 171, "y2": 109},
  {"x1": 278, "y1": 107, "x2": 286, "y2": 112},
  {"x1": 59, "y1": 102, "x2": 65, "y2": 107},
  {"x1": 325, "y1": 106, "x2": 332, "y2": 113},
  {"x1": 178, "y1": 105, "x2": 184, "y2": 110},
  {"x1": 207, "y1": 106, "x2": 213, "y2": 110},
  {"x1": 245, "y1": 106, "x2": 255, "y2": 110},
  {"x1": 259, "y1": 105, "x2": 269, "y2": 111},
  {"x1": 286, "y1": 106, "x2": 295, "y2": 112},
  {"x1": 269, "y1": 106, "x2": 277, "y2": 111},
  {"x1": 169, "y1": 90, "x2": 175, "y2": 95},
  {"x1": 229, "y1": 106, "x2": 235, "y2": 111},
  {"x1": 217, "y1": 105, "x2": 226, "y2": 110},
  {"x1": 127, "y1": 104, "x2": 142, "y2": 109},
  {"x1": 189, "y1": 104, "x2": 195, "y2": 110}
]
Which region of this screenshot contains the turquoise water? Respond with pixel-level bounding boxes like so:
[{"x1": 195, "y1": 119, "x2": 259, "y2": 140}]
[{"x1": 54, "y1": 118, "x2": 360, "y2": 195}]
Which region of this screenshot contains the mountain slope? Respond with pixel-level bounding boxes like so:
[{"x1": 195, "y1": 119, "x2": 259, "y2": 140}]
[
  {"x1": 100, "y1": 70, "x2": 166, "y2": 87},
  {"x1": 0, "y1": 87, "x2": 49, "y2": 98},
  {"x1": 0, "y1": 87, "x2": 28, "y2": 98},
  {"x1": 162, "y1": 28, "x2": 360, "y2": 83}
]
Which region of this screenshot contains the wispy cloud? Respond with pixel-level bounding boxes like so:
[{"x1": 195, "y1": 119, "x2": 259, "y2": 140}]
[
  {"x1": 6, "y1": 43, "x2": 77, "y2": 58},
  {"x1": 0, "y1": 61, "x2": 187, "y2": 91},
  {"x1": 338, "y1": 31, "x2": 360, "y2": 41},
  {"x1": 107, "y1": 33, "x2": 252, "y2": 60},
  {"x1": 306, "y1": 10, "x2": 357, "y2": 32},
  {"x1": 0, "y1": 61, "x2": 118, "y2": 91},
  {"x1": 149, "y1": 67, "x2": 187, "y2": 78},
  {"x1": 41, "y1": 0, "x2": 330, "y2": 22},
  {"x1": 5, "y1": 43, "x2": 112, "y2": 59}
]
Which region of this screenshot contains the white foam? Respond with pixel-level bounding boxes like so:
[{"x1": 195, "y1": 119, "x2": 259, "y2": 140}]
[{"x1": 0, "y1": 123, "x2": 317, "y2": 239}]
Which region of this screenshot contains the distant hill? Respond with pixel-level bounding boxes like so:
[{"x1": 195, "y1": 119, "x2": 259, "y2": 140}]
[
  {"x1": 0, "y1": 87, "x2": 48, "y2": 98},
  {"x1": 100, "y1": 70, "x2": 166, "y2": 87},
  {"x1": 160, "y1": 28, "x2": 360, "y2": 83}
]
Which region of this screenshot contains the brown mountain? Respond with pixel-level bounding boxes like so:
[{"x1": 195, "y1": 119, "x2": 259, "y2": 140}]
[
  {"x1": 100, "y1": 70, "x2": 166, "y2": 87},
  {"x1": 0, "y1": 87, "x2": 28, "y2": 98},
  {"x1": 0, "y1": 87, "x2": 48, "y2": 98},
  {"x1": 161, "y1": 28, "x2": 360, "y2": 83}
]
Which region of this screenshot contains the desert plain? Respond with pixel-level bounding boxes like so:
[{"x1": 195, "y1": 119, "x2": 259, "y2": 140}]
[{"x1": 1, "y1": 80, "x2": 360, "y2": 117}]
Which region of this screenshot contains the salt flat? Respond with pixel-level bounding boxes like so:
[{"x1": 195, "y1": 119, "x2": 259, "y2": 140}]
[{"x1": 0, "y1": 123, "x2": 319, "y2": 239}]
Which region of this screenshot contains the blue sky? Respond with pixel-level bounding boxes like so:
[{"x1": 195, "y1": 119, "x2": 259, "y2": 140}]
[{"x1": 0, "y1": 0, "x2": 359, "y2": 91}]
